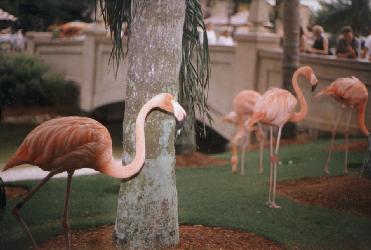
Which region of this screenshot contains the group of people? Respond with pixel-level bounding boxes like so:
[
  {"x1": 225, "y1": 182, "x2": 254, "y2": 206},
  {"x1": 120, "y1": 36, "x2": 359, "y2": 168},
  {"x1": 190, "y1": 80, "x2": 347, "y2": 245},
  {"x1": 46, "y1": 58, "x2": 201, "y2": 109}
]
[
  {"x1": 0, "y1": 28, "x2": 26, "y2": 52},
  {"x1": 300, "y1": 25, "x2": 371, "y2": 61},
  {"x1": 205, "y1": 22, "x2": 235, "y2": 46}
]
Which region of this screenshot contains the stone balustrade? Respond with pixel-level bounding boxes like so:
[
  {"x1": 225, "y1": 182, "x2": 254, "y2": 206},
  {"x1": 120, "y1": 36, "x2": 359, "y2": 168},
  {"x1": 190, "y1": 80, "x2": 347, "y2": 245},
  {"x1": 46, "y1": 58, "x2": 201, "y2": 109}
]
[{"x1": 25, "y1": 30, "x2": 371, "y2": 139}]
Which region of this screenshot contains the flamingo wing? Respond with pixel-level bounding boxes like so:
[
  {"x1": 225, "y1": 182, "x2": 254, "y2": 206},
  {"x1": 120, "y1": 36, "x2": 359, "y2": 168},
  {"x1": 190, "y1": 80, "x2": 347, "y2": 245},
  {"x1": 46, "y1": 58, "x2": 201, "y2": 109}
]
[
  {"x1": 3, "y1": 117, "x2": 112, "y2": 172},
  {"x1": 233, "y1": 90, "x2": 261, "y2": 116},
  {"x1": 318, "y1": 77, "x2": 368, "y2": 107},
  {"x1": 253, "y1": 88, "x2": 297, "y2": 127}
]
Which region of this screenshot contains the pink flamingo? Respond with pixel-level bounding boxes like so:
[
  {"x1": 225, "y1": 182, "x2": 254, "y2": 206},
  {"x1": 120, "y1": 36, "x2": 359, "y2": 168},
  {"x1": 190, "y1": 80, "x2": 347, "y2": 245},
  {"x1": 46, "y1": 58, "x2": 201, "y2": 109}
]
[
  {"x1": 315, "y1": 77, "x2": 369, "y2": 174},
  {"x1": 247, "y1": 66, "x2": 318, "y2": 208},
  {"x1": 222, "y1": 90, "x2": 265, "y2": 175},
  {"x1": 1, "y1": 93, "x2": 186, "y2": 249}
]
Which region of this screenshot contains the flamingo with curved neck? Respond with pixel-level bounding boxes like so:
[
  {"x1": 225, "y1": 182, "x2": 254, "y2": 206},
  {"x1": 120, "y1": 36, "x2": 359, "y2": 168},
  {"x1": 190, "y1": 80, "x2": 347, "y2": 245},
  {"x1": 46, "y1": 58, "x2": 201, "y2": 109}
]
[
  {"x1": 222, "y1": 90, "x2": 265, "y2": 175},
  {"x1": 315, "y1": 76, "x2": 369, "y2": 174},
  {"x1": 247, "y1": 66, "x2": 318, "y2": 208},
  {"x1": 99, "y1": 95, "x2": 185, "y2": 178},
  {"x1": 2, "y1": 93, "x2": 186, "y2": 249},
  {"x1": 290, "y1": 66, "x2": 318, "y2": 122}
]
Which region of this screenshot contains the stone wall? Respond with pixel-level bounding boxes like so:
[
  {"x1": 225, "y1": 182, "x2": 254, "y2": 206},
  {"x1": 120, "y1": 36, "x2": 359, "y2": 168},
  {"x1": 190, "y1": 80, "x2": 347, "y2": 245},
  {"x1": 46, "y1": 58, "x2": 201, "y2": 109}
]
[
  {"x1": 26, "y1": 30, "x2": 127, "y2": 111},
  {"x1": 26, "y1": 31, "x2": 371, "y2": 139}
]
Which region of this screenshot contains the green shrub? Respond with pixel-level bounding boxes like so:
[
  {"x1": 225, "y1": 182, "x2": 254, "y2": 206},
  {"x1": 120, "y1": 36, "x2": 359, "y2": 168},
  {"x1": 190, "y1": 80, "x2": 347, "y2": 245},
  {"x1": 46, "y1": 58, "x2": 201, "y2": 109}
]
[
  {"x1": 42, "y1": 74, "x2": 79, "y2": 108},
  {"x1": 0, "y1": 53, "x2": 79, "y2": 109}
]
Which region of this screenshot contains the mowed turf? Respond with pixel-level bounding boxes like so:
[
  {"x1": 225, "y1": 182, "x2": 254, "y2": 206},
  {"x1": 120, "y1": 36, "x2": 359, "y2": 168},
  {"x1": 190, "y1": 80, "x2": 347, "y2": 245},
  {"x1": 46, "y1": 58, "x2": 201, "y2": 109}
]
[{"x1": 0, "y1": 123, "x2": 370, "y2": 249}]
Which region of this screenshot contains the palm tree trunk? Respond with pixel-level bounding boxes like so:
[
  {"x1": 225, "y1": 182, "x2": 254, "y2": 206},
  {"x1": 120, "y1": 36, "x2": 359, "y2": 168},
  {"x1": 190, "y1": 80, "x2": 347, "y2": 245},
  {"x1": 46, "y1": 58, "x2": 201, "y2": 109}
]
[
  {"x1": 282, "y1": 0, "x2": 299, "y2": 91},
  {"x1": 113, "y1": 0, "x2": 185, "y2": 249},
  {"x1": 282, "y1": 0, "x2": 300, "y2": 138}
]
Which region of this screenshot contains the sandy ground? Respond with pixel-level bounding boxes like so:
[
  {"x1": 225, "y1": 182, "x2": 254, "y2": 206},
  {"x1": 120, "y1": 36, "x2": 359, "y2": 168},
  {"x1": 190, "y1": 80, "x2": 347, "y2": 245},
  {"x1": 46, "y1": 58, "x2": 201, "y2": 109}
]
[
  {"x1": 277, "y1": 175, "x2": 371, "y2": 217},
  {"x1": 39, "y1": 224, "x2": 282, "y2": 250}
]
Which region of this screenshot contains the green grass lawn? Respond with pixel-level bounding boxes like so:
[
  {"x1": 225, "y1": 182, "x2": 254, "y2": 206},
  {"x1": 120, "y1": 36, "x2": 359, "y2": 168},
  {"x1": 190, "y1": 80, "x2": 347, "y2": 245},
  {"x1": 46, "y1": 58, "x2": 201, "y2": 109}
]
[{"x1": 0, "y1": 123, "x2": 370, "y2": 249}]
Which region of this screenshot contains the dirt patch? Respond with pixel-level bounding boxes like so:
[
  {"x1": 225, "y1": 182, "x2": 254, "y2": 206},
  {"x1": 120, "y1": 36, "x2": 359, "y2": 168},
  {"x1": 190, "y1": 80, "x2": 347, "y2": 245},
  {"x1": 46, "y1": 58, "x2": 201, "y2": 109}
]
[
  {"x1": 277, "y1": 175, "x2": 371, "y2": 217},
  {"x1": 40, "y1": 224, "x2": 282, "y2": 250},
  {"x1": 331, "y1": 140, "x2": 367, "y2": 152},
  {"x1": 5, "y1": 186, "x2": 28, "y2": 199},
  {"x1": 176, "y1": 151, "x2": 227, "y2": 168}
]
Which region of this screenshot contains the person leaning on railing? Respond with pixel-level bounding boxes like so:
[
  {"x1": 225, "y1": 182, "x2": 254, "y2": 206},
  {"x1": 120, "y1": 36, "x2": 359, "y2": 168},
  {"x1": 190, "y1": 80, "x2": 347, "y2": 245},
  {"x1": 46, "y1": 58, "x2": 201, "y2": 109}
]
[
  {"x1": 361, "y1": 26, "x2": 371, "y2": 61},
  {"x1": 306, "y1": 25, "x2": 329, "y2": 55},
  {"x1": 335, "y1": 26, "x2": 359, "y2": 59}
]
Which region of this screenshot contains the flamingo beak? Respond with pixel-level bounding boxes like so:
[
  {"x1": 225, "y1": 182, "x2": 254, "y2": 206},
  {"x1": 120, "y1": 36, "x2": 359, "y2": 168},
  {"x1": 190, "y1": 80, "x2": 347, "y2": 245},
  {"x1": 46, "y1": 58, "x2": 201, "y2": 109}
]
[
  {"x1": 310, "y1": 73, "x2": 318, "y2": 92},
  {"x1": 312, "y1": 84, "x2": 318, "y2": 92},
  {"x1": 171, "y1": 100, "x2": 187, "y2": 134}
]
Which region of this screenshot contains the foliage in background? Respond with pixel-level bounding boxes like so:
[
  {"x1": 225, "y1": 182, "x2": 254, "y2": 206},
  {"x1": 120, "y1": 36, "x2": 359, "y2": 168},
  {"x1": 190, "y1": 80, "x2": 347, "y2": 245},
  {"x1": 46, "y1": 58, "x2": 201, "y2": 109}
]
[
  {"x1": 0, "y1": 0, "x2": 95, "y2": 31},
  {"x1": 315, "y1": 0, "x2": 371, "y2": 36},
  {"x1": 98, "y1": 0, "x2": 211, "y2": 127},
  {"x1": 0, "y1": 54, "x2": 79, "y2": 108},
  {"x1": 98, "y1": 0, "x2": 132, "y2": 67}
]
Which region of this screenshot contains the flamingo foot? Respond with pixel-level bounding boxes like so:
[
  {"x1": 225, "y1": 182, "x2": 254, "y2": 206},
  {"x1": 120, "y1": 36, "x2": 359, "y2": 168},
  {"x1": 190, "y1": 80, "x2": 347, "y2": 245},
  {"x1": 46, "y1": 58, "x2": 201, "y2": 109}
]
[
  {"x1": 323, "y1": 168, "x2": 330, "y2": 175},
  {"x1": 343, "y1": 169, "x2": 349, "y2": 175},
  {"x1": 270, "y1": 154, "x2": 279, "y2": 165},
  {"x1": 269, "y1": 202, "x2": 281, "y2": 209},
  {"x1": 231, "y1": 157, "x2": 238, "y2": 173},
  {"x1": 259, "y1": 169, "x2": 264, "y2": 175}
]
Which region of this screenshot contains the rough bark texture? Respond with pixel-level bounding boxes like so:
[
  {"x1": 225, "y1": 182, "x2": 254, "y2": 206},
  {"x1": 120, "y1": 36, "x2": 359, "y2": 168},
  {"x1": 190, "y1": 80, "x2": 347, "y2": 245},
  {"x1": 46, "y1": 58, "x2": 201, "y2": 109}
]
[
  {"x1": 113, "y1": 1, "x2": 186, "y2": 249},
  {"x1": 282, "y1": 0, "x2": 300, "y2": 92},
  {"x1": 282, "y1": 0, "x2": 300, "y2": 138}
]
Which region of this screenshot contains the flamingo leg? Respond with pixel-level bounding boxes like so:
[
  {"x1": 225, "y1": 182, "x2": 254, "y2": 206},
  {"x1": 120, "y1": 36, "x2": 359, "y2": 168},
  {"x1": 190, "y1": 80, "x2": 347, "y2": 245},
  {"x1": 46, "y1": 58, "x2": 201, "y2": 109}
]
[
  {"x1": 257, "y1": 123, "x2": 265, "y2": 174},
  {"x1": 240, "y1": 130, "x2": 250, "y2": 176},
  {"x1": 231, "y1": 127, "x2": 244, "y2": 173},
  {"x1": 344, "y1": 107, "x2": 353, "y2": 174},
  {"x1": 323, "y1": 109, "x2": 343, "y2": 175},
  {"x1": 62, "y1": 171, "x2": 74, "y2": 250},
  {"x1": 240, "y1": 135, "x2": 246, "y2": 175},
  {"x1": 12, "y1": 168, "x2": 60, "y2": 249},
  {"x1": 268, "y1": 126, "x2": 274, "y2": 205},
  {"x1": 270, "y1": 126, "x2": 283, "y2": 209}
]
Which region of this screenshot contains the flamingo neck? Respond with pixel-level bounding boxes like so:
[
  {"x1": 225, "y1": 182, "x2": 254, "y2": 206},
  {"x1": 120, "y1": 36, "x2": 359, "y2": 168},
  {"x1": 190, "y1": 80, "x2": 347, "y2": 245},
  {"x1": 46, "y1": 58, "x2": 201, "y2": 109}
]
[
  {"x1": 357, "y1": 104, "x2": 370, "y2": 136},
  {"x1": 101, "y1": 100, "x2": 155, "y2": 179},
  {"x1": 290, "y1": 69, "x2": 308, "y2": 123}
]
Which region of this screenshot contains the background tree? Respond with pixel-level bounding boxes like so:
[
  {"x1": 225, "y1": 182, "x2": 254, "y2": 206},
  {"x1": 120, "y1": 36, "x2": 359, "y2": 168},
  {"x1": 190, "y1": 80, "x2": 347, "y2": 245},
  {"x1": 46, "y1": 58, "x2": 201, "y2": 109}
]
[
  {"x1": 282, "y1": 0, "x2": 300, "y2": 138},
  {"x1": 272, "y1": 0, "x2": 282, "y2": 33},
  {"x1": 99, "y1": 0, "x2": 209, "y2": 248},
  {"x1": 315, "y1": 0, "x2": 371, "y2": 36},
  {"x1": 0, "y1": 0, "x2": 94, "y2": 31}
]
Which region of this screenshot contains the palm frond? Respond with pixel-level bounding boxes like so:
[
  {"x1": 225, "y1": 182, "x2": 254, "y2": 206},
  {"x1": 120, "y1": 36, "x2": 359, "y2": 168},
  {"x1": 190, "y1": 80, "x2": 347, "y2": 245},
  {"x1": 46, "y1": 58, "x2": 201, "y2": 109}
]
[
  {"x1": 97, "y1": 0, "x2": 131, "y2": 70},
  {"x1": 180, "y1": 0, "x2": 211, "y2": 131}
]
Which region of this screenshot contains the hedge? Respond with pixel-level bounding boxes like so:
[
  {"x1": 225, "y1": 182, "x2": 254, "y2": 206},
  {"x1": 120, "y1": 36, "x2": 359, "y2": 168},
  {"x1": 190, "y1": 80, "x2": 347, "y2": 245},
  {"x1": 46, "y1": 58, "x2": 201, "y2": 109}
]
[{"x1": 0, "y1": 53, "x2": 79, "y2": 109}]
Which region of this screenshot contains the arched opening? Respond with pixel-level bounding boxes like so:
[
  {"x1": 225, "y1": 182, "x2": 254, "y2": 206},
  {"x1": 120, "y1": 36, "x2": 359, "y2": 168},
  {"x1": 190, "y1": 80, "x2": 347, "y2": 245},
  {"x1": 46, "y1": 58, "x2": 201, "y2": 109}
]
[{"x1": 195, "y1": 120, "x2": 228, "y2": 154}]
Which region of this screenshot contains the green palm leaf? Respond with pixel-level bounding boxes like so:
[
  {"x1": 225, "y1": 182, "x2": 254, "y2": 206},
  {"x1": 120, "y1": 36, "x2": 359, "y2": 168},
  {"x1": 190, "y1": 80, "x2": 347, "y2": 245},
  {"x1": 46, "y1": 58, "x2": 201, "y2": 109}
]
[{"x1": 180, "y1": 0, "x2": 211, "y2": 127}]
